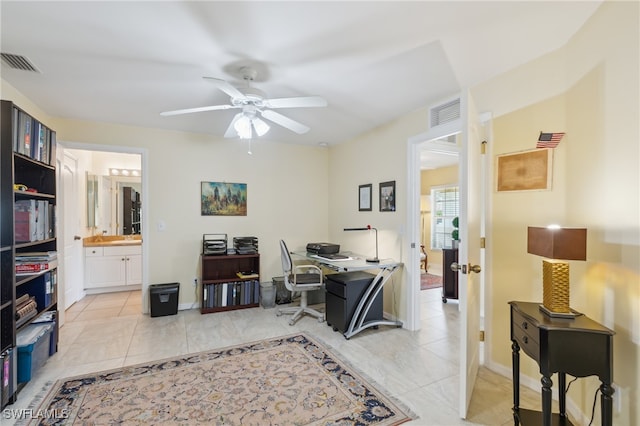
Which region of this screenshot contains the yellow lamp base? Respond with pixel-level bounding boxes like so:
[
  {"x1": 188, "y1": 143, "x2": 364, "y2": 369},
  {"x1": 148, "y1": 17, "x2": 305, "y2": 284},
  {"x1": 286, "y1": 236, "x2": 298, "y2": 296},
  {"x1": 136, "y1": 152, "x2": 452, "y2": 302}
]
[{"x1": 540, "y1": 259, "x2": 581, "y2": 318}]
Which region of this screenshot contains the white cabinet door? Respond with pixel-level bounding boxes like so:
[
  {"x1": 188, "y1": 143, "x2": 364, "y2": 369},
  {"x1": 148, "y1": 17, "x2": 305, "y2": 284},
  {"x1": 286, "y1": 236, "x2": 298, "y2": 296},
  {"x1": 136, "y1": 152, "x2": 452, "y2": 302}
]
[
  {"x1": 85, "y1": 245, "x2": 141, "y2": 288},
  {"x1": 85, "y1": 254, "x2": 127, "y2": 288},
  {"x1": 126, "y1": 254, "x2": 142, "y2": 286}
]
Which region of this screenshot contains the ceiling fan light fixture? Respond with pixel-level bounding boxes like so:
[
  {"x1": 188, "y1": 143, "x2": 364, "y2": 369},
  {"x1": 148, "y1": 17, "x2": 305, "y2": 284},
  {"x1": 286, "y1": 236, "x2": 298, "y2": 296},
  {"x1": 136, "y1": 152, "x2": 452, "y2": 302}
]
[
  {"x1": 252, "y1": 117, "x2": 270, "y2": 137},
  {"x1": 234, "y1": 115, "x2": 253, "y2": 139}
]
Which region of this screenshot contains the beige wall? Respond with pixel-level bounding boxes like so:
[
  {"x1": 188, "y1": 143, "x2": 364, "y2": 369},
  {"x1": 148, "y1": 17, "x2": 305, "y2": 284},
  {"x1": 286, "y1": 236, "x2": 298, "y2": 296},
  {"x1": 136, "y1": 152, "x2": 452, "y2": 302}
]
[
  {"x1": 479, "y1": 1, "x2": 639, "y2": 424},
  {"x1": 327, "y1": 107, "x2": 428, "y2": 318}
]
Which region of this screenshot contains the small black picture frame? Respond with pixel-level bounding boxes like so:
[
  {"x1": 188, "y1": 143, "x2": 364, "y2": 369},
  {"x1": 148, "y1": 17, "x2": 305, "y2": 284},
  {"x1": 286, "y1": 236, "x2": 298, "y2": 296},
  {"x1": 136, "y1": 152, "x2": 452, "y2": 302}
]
[
  {"x1": 379, "y1": 181, "x2": 396, "y2": 212},
  {"x1": 359, "y1": 184, "x2": 372, "y2": 211}
]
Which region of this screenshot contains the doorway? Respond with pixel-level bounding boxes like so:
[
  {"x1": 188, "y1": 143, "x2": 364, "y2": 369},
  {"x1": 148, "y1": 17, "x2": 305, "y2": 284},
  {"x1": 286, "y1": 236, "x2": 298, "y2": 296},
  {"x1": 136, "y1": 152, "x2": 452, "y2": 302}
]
[
  {"x1": 419, "y1": 135, "x2": 460, "y2": 280},
  {"x1": 57, "y1": 142, "x2": 146, "y2": 312},
  {"x1": 406, "y1": 92, "x2": 490, "y2": 419}
]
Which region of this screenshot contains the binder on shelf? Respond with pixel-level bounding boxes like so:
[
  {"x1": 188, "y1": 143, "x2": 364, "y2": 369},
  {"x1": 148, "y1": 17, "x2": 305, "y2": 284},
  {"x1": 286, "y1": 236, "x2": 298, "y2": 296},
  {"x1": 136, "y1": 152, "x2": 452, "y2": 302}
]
[
  {"x1": 12, "y1": 107, "x2": 19, "y2": 152},
  {"x1": 36, "y1": 200, "x2": 47, "y2": 241},
  {"x1": 221, "y1": 284, "x2": 228, "y2": 307},
  {"x1": 48, "y1": 131, "x2": 56, "y2": 166},
  {"x1": 18, "y1": 110, "x2": 31, "y2": 156}
]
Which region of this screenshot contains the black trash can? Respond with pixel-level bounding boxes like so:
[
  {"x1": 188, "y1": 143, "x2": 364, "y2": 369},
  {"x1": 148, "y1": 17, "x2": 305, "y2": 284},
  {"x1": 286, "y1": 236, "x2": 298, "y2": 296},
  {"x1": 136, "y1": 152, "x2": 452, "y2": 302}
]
[{"x1": 149, "y1": 283, "x2": 180, "y2": 317}]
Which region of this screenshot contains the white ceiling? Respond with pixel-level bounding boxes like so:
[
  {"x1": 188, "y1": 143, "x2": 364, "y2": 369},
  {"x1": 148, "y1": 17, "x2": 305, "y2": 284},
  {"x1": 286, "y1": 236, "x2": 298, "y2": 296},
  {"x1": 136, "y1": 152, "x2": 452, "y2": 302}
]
[{"x1": 1, "y1": 1, "x2": 601, "y2": 169}]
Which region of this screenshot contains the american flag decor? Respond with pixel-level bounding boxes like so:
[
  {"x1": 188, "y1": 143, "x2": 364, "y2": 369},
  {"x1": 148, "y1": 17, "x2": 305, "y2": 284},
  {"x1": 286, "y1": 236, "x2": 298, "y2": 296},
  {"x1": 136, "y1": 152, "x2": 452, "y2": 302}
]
[{"x1": 536, "y1": 132, "x2": 565, "y2": 148}]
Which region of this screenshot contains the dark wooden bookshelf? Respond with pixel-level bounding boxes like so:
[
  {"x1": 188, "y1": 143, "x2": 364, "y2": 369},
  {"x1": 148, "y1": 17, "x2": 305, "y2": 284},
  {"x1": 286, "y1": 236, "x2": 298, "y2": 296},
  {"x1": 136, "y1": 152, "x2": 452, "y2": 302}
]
[
  {"x1": 200, "y1": 253, "x2": 260, "y2": 314},
  {"x1": 1, "y1": 100, "x2": 59, "y2": 409}
]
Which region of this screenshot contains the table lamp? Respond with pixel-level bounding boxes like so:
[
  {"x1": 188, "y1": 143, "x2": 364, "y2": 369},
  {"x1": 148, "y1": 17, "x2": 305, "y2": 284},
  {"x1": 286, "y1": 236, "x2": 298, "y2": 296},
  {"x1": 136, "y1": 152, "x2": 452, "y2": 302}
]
[
  {"x1": 527, "y1": 225, "x2": 587, "y2": 318},
  {"x1": 343, "y1": 225, "x2": 379, "y2": 263}
]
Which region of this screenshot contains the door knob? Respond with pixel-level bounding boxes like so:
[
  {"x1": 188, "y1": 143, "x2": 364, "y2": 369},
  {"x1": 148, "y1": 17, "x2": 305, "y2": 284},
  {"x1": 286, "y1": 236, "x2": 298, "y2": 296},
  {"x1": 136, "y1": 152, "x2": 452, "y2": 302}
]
[
  {"x1": 74, "y1": 235, "x2": 81, "y2": 240},
  {"x1": 451, "y1": 262, "x2": 481, "y2": 274},
  {"x1": 469, "y1": 264, "x2": 482, "y2": 274}
]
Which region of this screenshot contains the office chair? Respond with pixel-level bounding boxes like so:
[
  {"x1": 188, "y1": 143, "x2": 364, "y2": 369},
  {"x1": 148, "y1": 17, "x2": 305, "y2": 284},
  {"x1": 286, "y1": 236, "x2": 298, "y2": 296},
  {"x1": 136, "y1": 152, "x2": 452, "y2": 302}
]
[{"x1": 277, "y1": 240, "x2": 325, "y2": 325}]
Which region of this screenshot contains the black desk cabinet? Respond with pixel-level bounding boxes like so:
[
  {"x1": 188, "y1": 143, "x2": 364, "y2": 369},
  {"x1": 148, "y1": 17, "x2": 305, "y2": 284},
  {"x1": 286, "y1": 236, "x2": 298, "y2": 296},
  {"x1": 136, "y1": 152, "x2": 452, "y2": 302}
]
[
  {"x1": 509, "y1": 301, "x2": 615, "y2": 426},
  {"x1": 325, "y1": 271, "x2": 381, "y2": 333},
  {"x1": 442, "y1": 248, "x2": 459, "y2": 302}
]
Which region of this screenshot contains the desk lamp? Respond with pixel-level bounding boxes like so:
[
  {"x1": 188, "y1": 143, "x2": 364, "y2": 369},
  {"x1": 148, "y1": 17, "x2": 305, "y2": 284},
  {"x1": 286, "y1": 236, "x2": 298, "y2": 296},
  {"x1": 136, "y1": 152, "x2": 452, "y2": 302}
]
[
  {"x1": 527, "y1": 225, "x2": 587, "y2": 318},
  {"x1": 344, "y1": 225, "x2": 379, "y2": 263}
]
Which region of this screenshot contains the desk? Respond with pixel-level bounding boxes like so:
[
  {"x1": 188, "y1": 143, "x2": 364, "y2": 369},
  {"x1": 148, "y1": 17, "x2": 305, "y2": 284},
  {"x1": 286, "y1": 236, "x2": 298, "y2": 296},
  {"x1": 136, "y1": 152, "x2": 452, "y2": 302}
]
[
  {"x1": 509, "y1": 301, "x2": 615, "y2": 426},
  {"x1": 293, "y1": 252, "x2": 402, "y2": 339}
]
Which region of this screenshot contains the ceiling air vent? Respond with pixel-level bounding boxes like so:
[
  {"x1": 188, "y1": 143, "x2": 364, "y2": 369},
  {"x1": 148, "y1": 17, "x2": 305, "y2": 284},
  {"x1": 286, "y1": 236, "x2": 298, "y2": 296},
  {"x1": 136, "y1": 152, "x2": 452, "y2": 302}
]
[
  {"x1": 429, "y1": 98, "x2": 460, "y2": 129},
  {"x1": 1, "y1": 53, "x2": 40, "y2": 72}
]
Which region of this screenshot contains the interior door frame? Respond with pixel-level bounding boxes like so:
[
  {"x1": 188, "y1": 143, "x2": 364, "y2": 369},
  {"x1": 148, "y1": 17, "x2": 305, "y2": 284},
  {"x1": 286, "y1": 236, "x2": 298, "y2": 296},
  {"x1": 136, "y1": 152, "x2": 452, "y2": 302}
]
[
  {"x1": 406, "y1": 116, "x2": 461, "y2": 331},
  {"x1": 57, "y1": 141, "x2": 149, "y2": 312},
  {"x1": 406, "y1": 93, "x2": 492, "y2": 418}
]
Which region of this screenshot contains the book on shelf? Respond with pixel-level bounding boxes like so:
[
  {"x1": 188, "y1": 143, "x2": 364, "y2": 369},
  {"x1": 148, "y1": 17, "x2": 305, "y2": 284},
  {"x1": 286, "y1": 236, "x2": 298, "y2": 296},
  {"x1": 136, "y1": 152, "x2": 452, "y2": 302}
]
[
  {"x1": 15, "y1": 259, "x2": 58, "y2": 275},
  {"x1": 44, "y1": 270, "x2": 56, "y2": 307},
  {"x1": 18, "y1": 110, "x2": 31, "y2": 157},
  {"x1": 236, "y1": 271, "x2": 259, "y2": 279},
  {"x1": 12, "y1": 107, "x2": 19, "y2": 152},
  {"x1": 15, "y1": 251, "x2": 57, "y2": 261}
]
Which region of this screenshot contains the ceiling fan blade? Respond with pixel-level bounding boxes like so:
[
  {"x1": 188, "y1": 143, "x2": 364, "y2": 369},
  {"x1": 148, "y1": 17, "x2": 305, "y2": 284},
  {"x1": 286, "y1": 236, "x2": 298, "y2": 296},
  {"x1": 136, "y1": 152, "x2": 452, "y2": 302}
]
[
  {"x1": 160, "y1": 104, "x2": 235, "y2": 116},
  {"x1": 203, "y1": 77, "x2": 245, "y2": 100},
  {"x1": 264, "y1": 96, "x2": 327, "y2": 109},
  {"x1": 224, "y1": 113, "x2": 243, "y2": 138},
  {"x1": 261, "y1": 110, "x2": 310, "y2": 134}
]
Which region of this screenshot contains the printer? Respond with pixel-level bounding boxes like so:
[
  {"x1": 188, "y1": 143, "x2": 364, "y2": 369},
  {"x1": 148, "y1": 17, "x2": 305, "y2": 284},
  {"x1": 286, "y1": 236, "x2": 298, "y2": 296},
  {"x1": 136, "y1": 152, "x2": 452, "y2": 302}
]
[{"x1": 306, "y1": 242, "x2": 340, "y2": 255}]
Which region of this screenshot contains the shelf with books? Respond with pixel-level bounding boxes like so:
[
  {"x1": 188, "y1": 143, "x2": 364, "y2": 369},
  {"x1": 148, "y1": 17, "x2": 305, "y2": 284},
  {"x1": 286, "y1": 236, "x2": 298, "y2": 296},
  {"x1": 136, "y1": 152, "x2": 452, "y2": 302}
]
[
  {"x1": 200, "y1": 253, "x2": 260, "y2": 314},
  {"x1": 1, "y1": 100, "x2": 58, "y2": 408}
]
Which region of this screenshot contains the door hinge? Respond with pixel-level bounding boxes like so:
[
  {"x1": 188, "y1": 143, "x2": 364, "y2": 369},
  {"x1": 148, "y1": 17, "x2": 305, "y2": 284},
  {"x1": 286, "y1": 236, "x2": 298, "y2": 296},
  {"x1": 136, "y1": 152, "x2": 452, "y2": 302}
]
[
  {"x1": 480, "y1": 237, "x2": 485, "y2": 248},
  {"x1": 479, "y1": 330, "x2": 485, "y2": 342},
  {"x1": 481, "y1": 140, "x2": 487, "y2": 155}
]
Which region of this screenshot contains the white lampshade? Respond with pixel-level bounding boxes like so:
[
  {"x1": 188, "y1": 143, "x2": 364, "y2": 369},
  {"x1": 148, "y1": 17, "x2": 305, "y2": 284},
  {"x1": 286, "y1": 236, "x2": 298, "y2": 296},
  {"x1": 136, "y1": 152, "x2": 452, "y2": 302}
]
[
  {"x1": 252, "y1": 117, "x2": 270, "y2": 136},
  {"x1": 234, "y1": 115, "x2": 252, "y2": 139}
]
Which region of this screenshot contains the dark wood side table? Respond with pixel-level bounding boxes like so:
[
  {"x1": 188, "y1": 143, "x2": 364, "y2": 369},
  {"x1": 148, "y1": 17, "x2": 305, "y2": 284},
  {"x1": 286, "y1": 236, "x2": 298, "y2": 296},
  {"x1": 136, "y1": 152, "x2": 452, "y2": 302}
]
[{"x1": 509, "y1": 301, "x2": 615, "y2": 426}]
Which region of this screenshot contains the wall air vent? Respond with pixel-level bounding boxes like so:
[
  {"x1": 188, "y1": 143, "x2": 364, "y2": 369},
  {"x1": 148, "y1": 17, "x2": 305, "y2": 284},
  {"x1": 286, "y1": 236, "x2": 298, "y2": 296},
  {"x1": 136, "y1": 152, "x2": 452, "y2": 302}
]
[
  {"x1": 1, "y1": 53, "x2": 40, "y2": 72},
  {"x1": 429, "y1": 97, "x2": 460, "y2": 129}
]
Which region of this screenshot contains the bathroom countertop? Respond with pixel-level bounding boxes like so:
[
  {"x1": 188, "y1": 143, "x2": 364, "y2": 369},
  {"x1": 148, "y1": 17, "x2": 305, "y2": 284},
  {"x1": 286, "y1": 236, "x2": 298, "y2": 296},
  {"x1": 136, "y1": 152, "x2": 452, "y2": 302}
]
[{"x1": 83, "y1": 235, "x2": 142, "y2": 247}]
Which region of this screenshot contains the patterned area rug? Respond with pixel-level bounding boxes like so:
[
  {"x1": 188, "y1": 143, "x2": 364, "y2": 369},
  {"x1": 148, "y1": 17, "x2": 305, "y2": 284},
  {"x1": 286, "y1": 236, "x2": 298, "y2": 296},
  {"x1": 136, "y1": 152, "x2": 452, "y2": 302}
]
[
  {"x1": 23, "y1": 334, "x2": 414, "y2": 425},
  {"x1": 421, "y1": 273, "x2": 442, "y2": 290}
]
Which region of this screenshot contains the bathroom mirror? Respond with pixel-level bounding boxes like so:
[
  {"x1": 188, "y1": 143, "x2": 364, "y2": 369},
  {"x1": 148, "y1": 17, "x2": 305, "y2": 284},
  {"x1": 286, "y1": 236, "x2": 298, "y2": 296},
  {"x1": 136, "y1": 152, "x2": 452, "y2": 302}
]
[
  {"x1": 86, "y1": 172, "x2": 99, "y2": 228},
  {"x1": 96, "y1": 175, "x2": 141, "y2": 235}
]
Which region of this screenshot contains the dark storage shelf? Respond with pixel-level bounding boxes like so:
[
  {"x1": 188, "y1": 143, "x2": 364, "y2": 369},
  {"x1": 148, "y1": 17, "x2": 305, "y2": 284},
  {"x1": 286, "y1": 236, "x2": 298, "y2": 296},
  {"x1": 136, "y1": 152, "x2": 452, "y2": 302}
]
[
  {"x1": 200, "y1": 253, "x2": 260, "y2": 314},
  {"x1": 1, "y1": 100, "x2": 59, "y2": 409}
]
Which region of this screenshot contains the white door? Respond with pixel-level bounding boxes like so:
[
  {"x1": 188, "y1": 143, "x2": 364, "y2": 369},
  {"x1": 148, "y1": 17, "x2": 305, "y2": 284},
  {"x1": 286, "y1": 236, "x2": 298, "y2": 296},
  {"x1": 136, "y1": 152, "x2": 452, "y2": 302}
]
[
  {"x1": 457, "y1": 90, "x2": 484, "y2": 417},
  {"x1": 62, "y1": 152, "x2": 83, "y2": 309}
]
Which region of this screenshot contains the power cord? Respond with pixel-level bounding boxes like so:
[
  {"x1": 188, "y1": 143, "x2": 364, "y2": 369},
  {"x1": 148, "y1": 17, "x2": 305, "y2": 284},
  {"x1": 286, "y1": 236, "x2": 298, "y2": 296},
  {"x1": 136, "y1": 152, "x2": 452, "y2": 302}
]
[
  {"x1": 566, "y1": 374, "x2": 601, "y2": 426},
  {"x1": 565, "y1": 376, "x2": 578, "y2": 393},
  {"x1": 588, "y1": 387, "x2": 600, "y2": 426}
]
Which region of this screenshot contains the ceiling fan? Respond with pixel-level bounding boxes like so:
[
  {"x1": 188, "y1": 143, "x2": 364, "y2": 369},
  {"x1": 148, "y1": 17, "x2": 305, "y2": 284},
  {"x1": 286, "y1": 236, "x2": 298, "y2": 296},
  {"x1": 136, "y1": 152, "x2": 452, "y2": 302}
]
[{"x1": 160, "y1": 66, "x2": 327, "y2": 139}]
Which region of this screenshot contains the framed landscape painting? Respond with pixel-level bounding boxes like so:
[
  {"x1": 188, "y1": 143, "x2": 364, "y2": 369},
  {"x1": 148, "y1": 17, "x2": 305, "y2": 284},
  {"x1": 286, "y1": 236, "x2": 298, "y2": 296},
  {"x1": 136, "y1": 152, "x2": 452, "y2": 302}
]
[{"x1": 201, "y1": 182, "x2": 247, "y2": 216}]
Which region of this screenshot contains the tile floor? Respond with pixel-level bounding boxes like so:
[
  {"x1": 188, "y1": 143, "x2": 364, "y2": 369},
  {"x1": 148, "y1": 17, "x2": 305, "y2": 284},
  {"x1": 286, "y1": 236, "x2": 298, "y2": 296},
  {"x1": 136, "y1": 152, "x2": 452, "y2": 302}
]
[{"x1": 7, "y1": 286, "x2": 544, "y2": 425}]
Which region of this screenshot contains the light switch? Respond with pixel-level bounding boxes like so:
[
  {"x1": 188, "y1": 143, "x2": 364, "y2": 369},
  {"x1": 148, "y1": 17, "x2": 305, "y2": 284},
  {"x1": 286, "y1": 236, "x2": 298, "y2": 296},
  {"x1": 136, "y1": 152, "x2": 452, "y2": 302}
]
[{"x1": 157, "y1": 220, "x2": 166, "y2": 232}]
